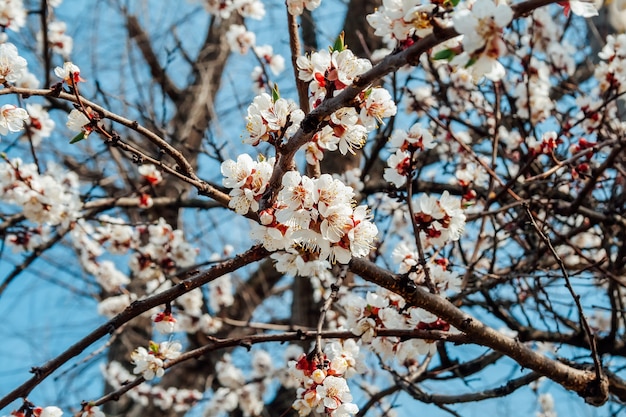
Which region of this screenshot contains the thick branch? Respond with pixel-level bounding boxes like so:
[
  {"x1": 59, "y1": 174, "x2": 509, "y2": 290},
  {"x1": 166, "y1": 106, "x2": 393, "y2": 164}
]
[{"x1": 348, "y1": 258, "x2": 610, "y2": 405}]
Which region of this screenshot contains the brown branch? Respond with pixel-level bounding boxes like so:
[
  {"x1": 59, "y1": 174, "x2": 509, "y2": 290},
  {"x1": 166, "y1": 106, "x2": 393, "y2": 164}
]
[
  {"x1": 348, "y1": 257, "x2": 610, "y2": 405},
  {"x1": 90, "y1": 328, "x2": 469, "y2": 407},
  {"x1": 402, "y1": 371, "x2": 541, "y2": 404}
]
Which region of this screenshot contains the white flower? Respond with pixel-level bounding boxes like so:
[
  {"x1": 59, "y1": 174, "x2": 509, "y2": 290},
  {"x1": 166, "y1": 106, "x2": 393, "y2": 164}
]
[
  {"x1": 130, "y1": 346, "x2": 165, "y2": 380},
  {"x1": 38, "y1": 406, "x2": 63, "y2": 417},
  {"x1": 0, "y1": 104, "x2": 28, "y2": 135},
  {"x1": 159, "y1": 340, "x2": 182, "y2": 360},
  {"x1": 359, "y1": 87, "x2": 397, "y2": 130},
  {"x1": 54, "y1": 61, "x2": 81, "y2": 84},
  {"x1": 286, "y1": 0, "x2": 321, "y2": 16},
  {"x1": 153, "y1": 311, "x2": 177, "y2": 334},
  {"x1": 0, "y1": 0, "x2": 26, "y2": 31},
  {"x1": 316, "y1": 375, "x2": 353, "y2": 410},
  {"x1": 66, "y1": 109, "x2": 91, "y2": 132},
  {"x1": 45, "y1": 20, "x2": 73, "y2": 56},
  {"x1": 384, "y1": 149, "x2": 411, "y2": 188},
  {"x1": 452, "y1": 0, "x2": 513, "y2": 81},
  {"x1": 0, "y1": 42, "x2": 27, "y2": 83},
  {"x1": 226, "y1": 24, "x2": 256, "y2": 54},
  {"x1": 568, "y1": 0, "x2": 599, "y2": 17},
  {"x1": 25, "y1": 103, "x2": 55, "y2": 146},
  {"x1": 138, "y1": 164, "x2": 163, "y2": 185}
]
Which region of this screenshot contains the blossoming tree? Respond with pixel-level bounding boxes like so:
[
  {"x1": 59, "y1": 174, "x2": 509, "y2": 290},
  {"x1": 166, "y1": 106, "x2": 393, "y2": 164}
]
[{"x1": 1, "y1": 1, "x2": 625, "y2": 417}]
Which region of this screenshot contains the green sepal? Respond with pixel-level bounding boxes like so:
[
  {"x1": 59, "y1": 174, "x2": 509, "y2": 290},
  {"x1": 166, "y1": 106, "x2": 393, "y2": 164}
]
[
  {"x1": 433, "y1": 49, "x2": 456, "y2": 61},
  {"x1": 70, "y1": 131, "x2": 87, "y2": 144}
]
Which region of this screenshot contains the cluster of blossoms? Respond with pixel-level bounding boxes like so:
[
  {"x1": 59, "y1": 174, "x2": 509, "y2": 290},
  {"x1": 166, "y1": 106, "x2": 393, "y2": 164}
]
[
  {"x1": 196, "y1": 0, "x2": 265, "y2": 19},
  {"x1": 451, "y1": 0, "x2": 514, "y2": 81},
  {"x1": 204, "y1": 351, "x2": 274, "y2": 417},
  {"x1": 366, "y1": 0, "x2": 437, "y2": 43},
  {"x1": 269, "y1": 172, "x2": 377, "y2": 267},
  {"x1": 0, "y1": 158, "x2": 81, "y2": 235},
  {"x1": 221, "y1": 155, "x2": 379, "y2": 272},
  {"x1": 288, "y1": 342, "x2": 363, "y2": 417},
  {"x1": 38, "y1": 19, "x2": 73, "y2": 57},
  {"x1": 244, "y1": 92, "x2": 304, "y2": 146},
  {"x1": 296, "y1": 43, "x2": 396, "y2": 162},
  {"x1": 130, "y1": 340, "x2": 182, "y2": 380},
  {"x1": 286, "y1": 0, "x2": 321, "y2": 16},
  {"x1": 103, "y1": 361, "x2": 202, "y2": 412},
  {"x1": 4, "y1": 405, "x2": 65, "y2": 417},
  {"x1": 221, "y1": 154, "x2": 275, "y2": 214},
  {"x1": 596, "y1": 33, "x2": 626, "y2": 95},
  {"x1": 24, "y1": 103, "x2": 55, "y2": 146},
  {"x1": 341, "y1": 290, "x2": 455, "y2": 364},
  {"x1": 73, "y1": 216, "x2": 198, "y2": 290},
  {"x1": 0, "y1": 0, "x2": 26, "y2": 31},
  {"x1": 297, "y1": 46, "x2": 372, "y2": 105},
  {"x1": 383, "y1": 122, "x2": 436, "y2": 188},
  {"x1": 412, "y1": 190, "x2": 466, "y2": 247}
]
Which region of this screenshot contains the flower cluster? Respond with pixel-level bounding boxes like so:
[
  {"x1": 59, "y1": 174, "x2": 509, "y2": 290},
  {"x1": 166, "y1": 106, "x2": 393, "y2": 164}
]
[
  {"x1": 262, "y1": 171, "x2": 378, "y2": 267},
  {"x1": 221, "y1": 153, "x2": 275, "y2": 214},
  {"x1": 204, "y1": 352, "x2": 273, "y2": 417},
  {"x1": 0, "y1": 0, "x2": 26, "y2": 32},
  {"x1": 383, "y1": 122, "x2": 436, "y2": 188},
  {"x1": 130, "y1": 340, "x2": 182, "y2": 380},
  {"x1": 38, "y1": 20, "x2": 73, "y2": 57},
  {"x1": 366, "y1": 0, "x2": 436, "y2": 43},
  {"x1": 0, "y1": 42, "x2": 27, "y2": 83},
  {"x1": 66, "y1": 216, "x2": 198, "y2": 323},
  {"x1": 296, "y1": 42, "x2": 396, "y2": 162},
  {"x1": 286, "y1": 0, "x2": 321, "y2": 16},
  {"x1": 103, "y1": 361, "x2": 202, "y2": 412},
  {"x1": 198, "y1": 0, "x2": 265, "y2": 19},
  {"x1": 244, "y1": 92, "x2": 304, "y2": 146},
  {"x1": 289, "y1": 346, "x2": 362, "y2": 417},
  {"x1": 25, "y1": 103, "x2": 55, "y2": 146},
  {"x1": 412, "y1": 190, "x2": 466, "y2": 247},
  {"x1": 6, "y1": 405, "x2": 64, "y2": 417},
  {"x1": 596, "y1": 33, "x2": 626, "y2": 95},
  {"x1": 342, "y1": 290, "x2": 454, "y2": 364},
  {"x1": 452, "y1": 0, "x2": 513, "y2": 81},
  {"x1": 0, "y1": 158, "x2": 81, "y2": 228},
  {"x1": 297, "y1": 47, "x2": 372, "y2": 105}
]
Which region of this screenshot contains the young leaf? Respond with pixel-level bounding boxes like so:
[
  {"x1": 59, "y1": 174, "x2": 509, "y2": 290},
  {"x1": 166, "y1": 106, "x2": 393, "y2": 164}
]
[
  {"x1": 70, "y1": 131, "x2": 86, "y2": 144},
  {"x1": 433, "y1": 49, "x2": 456, "y2": 61},
  {"x1": 271, "y1": 84, "x2": 280, "y2": 102},
  {"x1": 332, "y1": 32, "x2": 346, "y2": 52}
]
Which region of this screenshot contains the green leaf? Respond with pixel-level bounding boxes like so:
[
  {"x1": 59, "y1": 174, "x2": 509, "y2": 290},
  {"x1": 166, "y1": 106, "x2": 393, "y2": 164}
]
[
  {"x1": 332, "y1": 32, "x2": 345, "y2": 52},
  {"x1": 433, "y1": 49, "x2": 456, "y2": 61},
  {"x1": 271, "y1": 84, "x2": 280, "y2": 102},
  {"x1": 449, "y1": 0, "x2": 460, "y2": 6},
  {"x1": 465, "y1": 57, "x2": 477, "y2": 68},
  {"x1": 70, "y1": 131, "x2": 86, "y2": 144}
]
